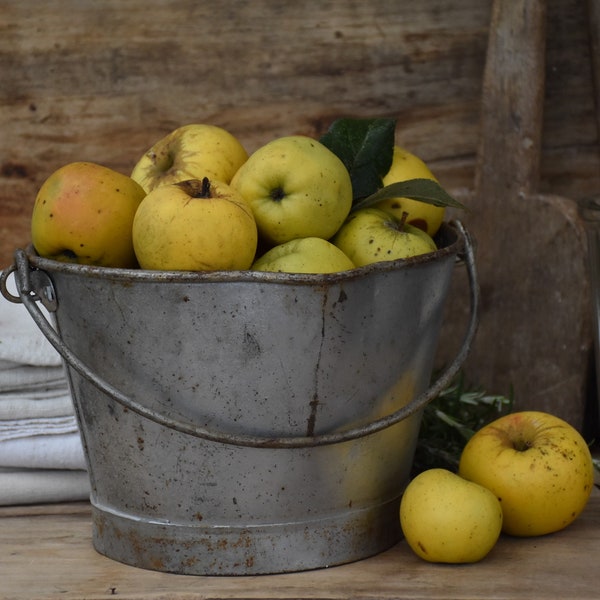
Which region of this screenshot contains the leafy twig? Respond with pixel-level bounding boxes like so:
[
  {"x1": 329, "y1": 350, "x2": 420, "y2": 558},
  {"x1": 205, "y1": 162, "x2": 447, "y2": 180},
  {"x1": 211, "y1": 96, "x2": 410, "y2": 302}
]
[
  {"x1": 319, "y1": 116, "x2": 466, "y2": 211},
  {"x1": 411, "y1": 371, "x2": 513, "y2": 477},
  {"x1": 352, "y1": 179, "x2": 467, "y2": 213}
]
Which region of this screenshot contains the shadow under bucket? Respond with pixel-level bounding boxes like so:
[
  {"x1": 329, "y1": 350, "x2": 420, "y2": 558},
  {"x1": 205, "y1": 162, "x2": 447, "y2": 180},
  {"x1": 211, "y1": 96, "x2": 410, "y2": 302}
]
[{"x1": 2, "y1": 221, "x2": 478, "y2": 575}]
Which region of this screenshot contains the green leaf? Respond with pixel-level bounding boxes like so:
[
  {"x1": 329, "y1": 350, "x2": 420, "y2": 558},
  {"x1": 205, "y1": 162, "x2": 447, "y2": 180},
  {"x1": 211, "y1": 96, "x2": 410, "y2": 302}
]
[
  {"x1": 433, "y1": 409, "x2": 476, "y2": 442},
  {"x1": 351, "y1": 178, "x2": 467, "y2": 213},
  {"x1": 320, "y1": 117, "x2": 396, "y2": 202}
]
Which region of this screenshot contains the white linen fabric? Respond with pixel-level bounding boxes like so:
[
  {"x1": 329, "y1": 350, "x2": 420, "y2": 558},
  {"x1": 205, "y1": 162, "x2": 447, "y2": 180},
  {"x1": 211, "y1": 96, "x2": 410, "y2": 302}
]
[
  {"x1": 0, "y1": 281, "x2": 89, "y2": 505},
  {"x1": 0, "y1": 468, "x2": 90, "y2": 506}
]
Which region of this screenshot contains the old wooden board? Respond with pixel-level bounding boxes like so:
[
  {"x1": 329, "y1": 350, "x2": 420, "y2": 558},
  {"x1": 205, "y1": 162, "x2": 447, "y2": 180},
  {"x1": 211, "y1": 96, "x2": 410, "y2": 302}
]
[
  {"x1": 0, "y1": 487, "x2": 598, "y2": 599},
  {"x1": 438, "y1": 0, "x2": 593, "y2": 432},
  {"x1": 589, "y1": 0, "x2": 600, "y2": 137},
  {"x1": 0, "y1": 0, "x2": 493, "y2": 268},
  {"x1": 1, "y1": 0, "x2": 599, "y2": 269},
  {"x1": 1, "y1": 0, "x2": 599, "y2": 432}
]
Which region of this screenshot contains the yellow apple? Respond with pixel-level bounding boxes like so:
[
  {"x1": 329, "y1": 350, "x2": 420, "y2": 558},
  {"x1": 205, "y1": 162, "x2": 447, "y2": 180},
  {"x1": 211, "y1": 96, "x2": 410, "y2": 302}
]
[
  {"x1": 332, "y1": 207, "x2": 437, "y2": 267},
  {"x1": 252, "y1": 237, "x2": 355, "y2": 274},
  {"x1": 132, "y1": 177, "x2": 257, "y2": 271},
  {"x1": 230, "y1": 135, "x2": 352, "y2": 245},
  {"x1": 131, "y1": 123, "x2": 248, "y2": 193},
  {"x1": 458, "y1": 411, "x2": 595, "y2": 537},
  {"x1": 375, "y1": 145, "x2": 445, "y2": 237},
  {"x1": 400, "y1": 468, "x2": 503, "y2": 563},
  {"x1": 31, "y1": 161, "x2": 146, "y2": 268}
]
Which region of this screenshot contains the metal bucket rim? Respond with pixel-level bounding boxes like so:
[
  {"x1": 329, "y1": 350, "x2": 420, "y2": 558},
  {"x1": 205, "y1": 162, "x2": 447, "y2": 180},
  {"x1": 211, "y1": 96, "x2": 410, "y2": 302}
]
[
  {"x1": 1, "y1": 221, "x2": 478, "y2": 448},
  {"x1": 22, "y1": 222, "x2": 462, "y2": 285}
]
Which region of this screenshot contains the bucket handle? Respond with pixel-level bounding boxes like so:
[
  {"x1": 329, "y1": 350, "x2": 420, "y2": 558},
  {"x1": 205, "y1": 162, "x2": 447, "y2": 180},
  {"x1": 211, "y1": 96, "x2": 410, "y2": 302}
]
[{"x1": 1, "y1": 220, "x2": 479, "y2": 449}]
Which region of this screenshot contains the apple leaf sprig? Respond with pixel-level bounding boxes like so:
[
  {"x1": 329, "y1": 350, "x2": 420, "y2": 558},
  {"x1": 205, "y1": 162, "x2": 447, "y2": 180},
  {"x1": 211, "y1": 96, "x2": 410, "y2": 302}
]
[
  {"x1": 411, "y1": 371, "x2": 513, "y2": 477},
  {"x1": 319, "y1": 117, "x2": 395, "y2": 201},
  {"x1": 319, "y1": 117, "x2": 467, "y2": 213}
]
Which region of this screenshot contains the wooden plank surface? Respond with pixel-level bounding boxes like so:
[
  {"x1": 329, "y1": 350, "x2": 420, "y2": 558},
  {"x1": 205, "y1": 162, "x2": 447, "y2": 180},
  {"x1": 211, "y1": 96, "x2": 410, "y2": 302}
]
[
  {"x1": 1, "y1": 0, "x2": 599, "y2": 427},
  {"x1": 440, "y1": 0, "x2": 592, "y2": 431},
  {"x1": 0, "y1": 0, "x2": 492, "y2": 268},
  {"x1": 1, "y1": 487, "x2": 599, "y2": 599},
  {"x1": 1, "y1": 0, "x2": 599, "y2": 268}
]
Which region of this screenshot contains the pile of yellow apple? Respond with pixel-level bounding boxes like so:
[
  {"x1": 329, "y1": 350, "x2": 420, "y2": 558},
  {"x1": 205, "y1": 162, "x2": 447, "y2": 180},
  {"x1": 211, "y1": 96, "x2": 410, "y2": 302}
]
[
  {"x1": 30, "y1": 122, "x2": 446, "y2": 273},
  {"x1": 400, "y1": 410, "x2": 595, "y2": 564},
  {"x1": 28, "y1": 124, "x2": 596, "y2": 567}
]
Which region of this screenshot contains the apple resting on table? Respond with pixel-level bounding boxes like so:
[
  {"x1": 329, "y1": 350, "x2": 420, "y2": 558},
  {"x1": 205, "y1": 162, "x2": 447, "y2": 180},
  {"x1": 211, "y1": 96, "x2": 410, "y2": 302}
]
[
  {"x1": 459, "y1": 410, "x2": 595, "y2": 537},
  {"x1": 400, "y1": 468, "x2": 503, "y2": 563}
]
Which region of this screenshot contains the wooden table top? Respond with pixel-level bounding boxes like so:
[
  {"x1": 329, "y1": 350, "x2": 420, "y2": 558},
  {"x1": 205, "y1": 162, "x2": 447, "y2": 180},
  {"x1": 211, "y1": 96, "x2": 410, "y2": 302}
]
[{"x1": 1, "y1": 486, "x2": 599, "y2": 600}]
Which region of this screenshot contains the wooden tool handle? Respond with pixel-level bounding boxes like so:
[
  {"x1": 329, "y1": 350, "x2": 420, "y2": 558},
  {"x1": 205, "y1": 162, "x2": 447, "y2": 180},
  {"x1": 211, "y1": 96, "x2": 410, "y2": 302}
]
[
  {"x1": 589, "y1": 0, "x2": 600, "y2": 137},
  {"x1": 475, "y1": 0, "x2": 547, "y2": 198}
]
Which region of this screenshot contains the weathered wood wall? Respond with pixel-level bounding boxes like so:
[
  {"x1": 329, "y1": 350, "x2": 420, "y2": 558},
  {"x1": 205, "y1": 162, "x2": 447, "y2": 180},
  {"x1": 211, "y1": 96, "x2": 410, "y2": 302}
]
[
  {"x1": 1, "y1": 0, "x2": 599, "y2": 431},
  {"x1": 3, "y1": 0, "x2": 597, "y2": 264}
]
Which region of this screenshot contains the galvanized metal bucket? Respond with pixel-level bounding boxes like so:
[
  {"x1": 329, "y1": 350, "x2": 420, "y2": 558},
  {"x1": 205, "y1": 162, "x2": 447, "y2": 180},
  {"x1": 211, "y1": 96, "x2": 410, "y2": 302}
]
[{"x1": 1, "y1": 221, "x2": 478, "y2": 576}]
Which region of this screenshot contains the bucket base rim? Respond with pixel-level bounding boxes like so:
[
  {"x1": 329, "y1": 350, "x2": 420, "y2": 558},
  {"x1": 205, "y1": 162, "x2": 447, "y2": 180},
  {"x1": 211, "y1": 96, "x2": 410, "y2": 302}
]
[{"x1": 91, "y1": 498, "x2": 402, "y2": 576}]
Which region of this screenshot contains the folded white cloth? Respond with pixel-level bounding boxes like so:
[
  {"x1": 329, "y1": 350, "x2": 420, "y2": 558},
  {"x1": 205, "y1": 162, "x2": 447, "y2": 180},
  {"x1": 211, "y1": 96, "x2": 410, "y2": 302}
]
[
  {"x1": 0, "y1": 390, "x2": 74, "y2": 419},
  {"x1": 0, "y1": 290, "x2": 62, "y2": 368},
  {"x1": 0, "y1": 415, "x2": 79, "y2": 441},
  {"x1": 0, "y1": 431, "x2": 86, "y2": 470},
  {"x1": 0, "y1": 365, "x2": 67, "y2": 393},
  {"x1": 0, "y1": 283, "x2": 89, "y2": 505},
  {"x1": 0, "y1": 467, "x2": 90, "y2": 506}
]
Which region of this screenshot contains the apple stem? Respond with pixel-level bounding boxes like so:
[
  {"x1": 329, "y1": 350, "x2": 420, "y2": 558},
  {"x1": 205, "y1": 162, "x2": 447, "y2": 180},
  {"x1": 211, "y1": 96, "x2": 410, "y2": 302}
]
[
  {"x1": 200, "y1": 176, "x2": 211, "y2": 197},
  {"x1": 513, "y1": 438, "x2": 534, "y2": 452},
  {"x1": 176, "y1": 177, "x2": 212, "y2": 198},
  {"x1": 398, "y1": 210, "x2": 409, "y2": 229}
]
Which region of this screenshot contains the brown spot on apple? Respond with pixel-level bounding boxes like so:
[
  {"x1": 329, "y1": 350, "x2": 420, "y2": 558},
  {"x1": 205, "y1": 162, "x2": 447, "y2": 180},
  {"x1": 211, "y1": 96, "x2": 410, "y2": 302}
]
[
  {"x1": 60, "y1": 249, "x2": 77, "y2": 260},
  {"x1": 409, "y1": 218, "x2": 428, "y2": 232}
]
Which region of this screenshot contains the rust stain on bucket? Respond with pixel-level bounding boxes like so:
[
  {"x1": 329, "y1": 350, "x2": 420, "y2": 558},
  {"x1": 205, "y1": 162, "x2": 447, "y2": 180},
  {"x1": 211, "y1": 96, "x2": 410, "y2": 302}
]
[{"x1": 4, "y1": 222, "x2": 477, "y2": 575}]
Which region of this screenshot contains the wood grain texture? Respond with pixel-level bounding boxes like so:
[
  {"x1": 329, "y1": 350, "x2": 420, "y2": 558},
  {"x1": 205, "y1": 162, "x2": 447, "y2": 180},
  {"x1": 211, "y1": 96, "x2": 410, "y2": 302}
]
[
  {"x1": 588, "y1": 0, "x2": 600, "y2": 137},
  {"x1": 432, "y1": 0, "x2": 594, "y2": 432},
  {"x1": 1, "y1": 0, "x2": 598, "y2": 266},
  {"x1": 475, "y1": 0, "x2": 547, "y2": 195},
  {"x1": 0, "y1": 488, "x2": 599, "y2": 599},
  {"x1": 0, "y1": 0, "x2": 599, "y2": 429},
  {"x1": 0, "y1": 0, "x2": 493, "y2": 266}
]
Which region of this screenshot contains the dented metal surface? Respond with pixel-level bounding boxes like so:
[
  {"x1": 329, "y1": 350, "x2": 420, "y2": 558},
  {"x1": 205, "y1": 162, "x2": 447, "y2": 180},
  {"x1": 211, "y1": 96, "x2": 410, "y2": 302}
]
[{"x1": 2, "y1": 223, "x2": 476, "y2": 575}]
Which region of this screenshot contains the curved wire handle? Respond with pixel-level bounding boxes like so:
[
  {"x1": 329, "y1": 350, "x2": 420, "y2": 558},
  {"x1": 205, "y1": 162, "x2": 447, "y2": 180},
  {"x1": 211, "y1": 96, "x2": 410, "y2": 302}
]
[{"x1": 4, "y1": 221, "x2": 479, "y2": 449}]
